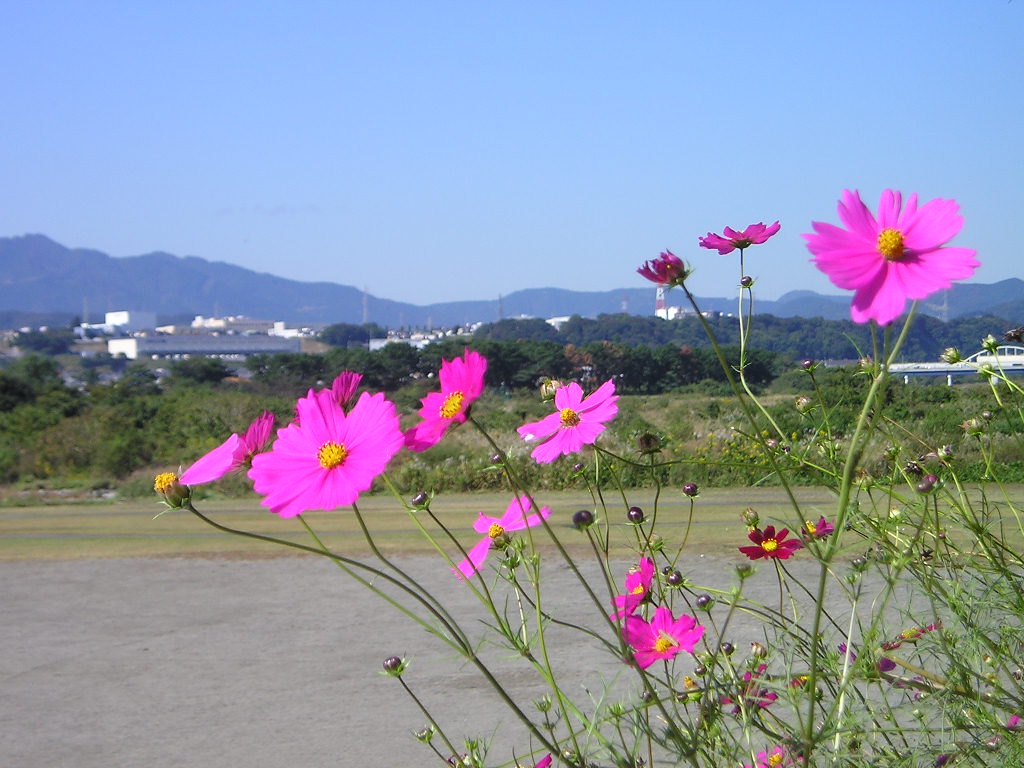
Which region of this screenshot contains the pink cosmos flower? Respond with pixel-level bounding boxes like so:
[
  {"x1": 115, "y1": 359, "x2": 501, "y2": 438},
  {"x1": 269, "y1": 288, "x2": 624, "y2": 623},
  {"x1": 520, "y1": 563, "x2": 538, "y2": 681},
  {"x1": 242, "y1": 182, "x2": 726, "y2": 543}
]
[
  {"x1": 249, "y1": 389, "x2": 404, "y2": 518},
  {"x1": 802, "y1": 516, "x2": 834, "y2": 540},
  {"x1": 455, "y1": 495, "x2": 551, "y2": 579},
  {"x1": 180, "y1": 411, "x2": 275, "y2": 486},
  {"x1": 517, "y1": 379, "x2": 619, "y2": 464},
  {"x1": 739, "y1": 525, "x2": 803, "y2": 561},
  {"x1": 405, "y1": 349, "x2": 488, "y2": 452},
  {"x1": 742, "y1": 746, "x2": 787, "y2": 768},
  {"x1": 331, "y1": 370, "x2": 363, "y2": 410},
  {"x1": 803, "y1": 189, "x2": 979, "y2": 325},
  {"x1": 611, "y1": 557, "x2": 655, "y2": 620},
  {"x1": 623, "y1": 605, "x2": 704, "y2": 669},
  {"x1": 637, "y1": 250, "x2": 689, "y2": 287},
  {"x1": 699, "y1": 221, "x2": 781, "y2": 255},
  {"x1": 534, "y1": 756, "x2": 552, "y2": 768},
  {"x1": 723, "y1": 663, "x2": 778, "y2": 714}
]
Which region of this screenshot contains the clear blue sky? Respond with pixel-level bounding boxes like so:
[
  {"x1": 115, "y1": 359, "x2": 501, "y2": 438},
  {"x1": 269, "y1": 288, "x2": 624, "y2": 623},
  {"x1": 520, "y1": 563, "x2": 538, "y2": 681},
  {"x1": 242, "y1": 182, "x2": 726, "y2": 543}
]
[{"x1": 2, "y1": 1, "x2": 1020, "y2": 307}]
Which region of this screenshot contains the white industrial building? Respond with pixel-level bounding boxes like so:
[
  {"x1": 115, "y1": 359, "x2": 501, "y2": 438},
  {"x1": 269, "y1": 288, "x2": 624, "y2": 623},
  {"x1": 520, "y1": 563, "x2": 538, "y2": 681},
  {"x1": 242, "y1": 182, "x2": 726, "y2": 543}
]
[{"x1": 108, "y1": 334, "x2": 301, "y2": 360}]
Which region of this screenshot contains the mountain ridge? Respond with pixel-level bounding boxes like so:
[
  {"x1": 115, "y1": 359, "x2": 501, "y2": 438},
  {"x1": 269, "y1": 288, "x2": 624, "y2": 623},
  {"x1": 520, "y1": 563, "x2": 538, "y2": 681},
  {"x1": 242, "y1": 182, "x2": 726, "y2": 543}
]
[{"x1": 1, "y1": 234, "x2": 1020, "y2": 328}]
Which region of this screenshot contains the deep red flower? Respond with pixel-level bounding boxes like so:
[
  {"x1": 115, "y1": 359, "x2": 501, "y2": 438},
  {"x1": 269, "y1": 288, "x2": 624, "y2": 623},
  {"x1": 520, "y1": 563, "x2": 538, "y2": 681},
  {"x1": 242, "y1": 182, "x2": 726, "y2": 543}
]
[{"x1": 739, "y1": 525, "x2": 803, "y2": 560}]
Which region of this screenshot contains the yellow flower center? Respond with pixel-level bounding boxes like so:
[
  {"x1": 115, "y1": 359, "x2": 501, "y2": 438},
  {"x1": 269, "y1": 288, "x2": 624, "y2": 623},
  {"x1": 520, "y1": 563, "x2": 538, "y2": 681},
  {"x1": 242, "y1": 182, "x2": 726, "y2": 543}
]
[
  {"x1": 877, "y1": 228, "x2": 905, "y2": 261},
  {"x1": 630, "y1": 584, "x2": 646, "y2": 595},
  {"x1": 154, "y1": 472, "x2": 178, "y2": 494},
  {"x1": 488, "y1": 523, "x2": 505, "y2": 539},
  {"x1": 683, "y1": 675, "x2": 698, "y2": 690},
  {"x1": 560, "y1": 408, "x2": 581, "y2": 427},
  {"x1": 440, "y1": 391, "x2": 465, "y2": 419},
  {"x1": 761, "y1": 538, "x2": 779, "y2": 553},
  {"x1": 653, "y1": 632, "x2": 677, "y2": 653},
  {"x1": 804, "y1": 520, "x2": 817, "y2": 535},
  {"x1": 768, "y1": 753, "x2": 783, "y2": 767},
  {"x1": 317, "y1": 441, "x2": 348, "y2": 469}
]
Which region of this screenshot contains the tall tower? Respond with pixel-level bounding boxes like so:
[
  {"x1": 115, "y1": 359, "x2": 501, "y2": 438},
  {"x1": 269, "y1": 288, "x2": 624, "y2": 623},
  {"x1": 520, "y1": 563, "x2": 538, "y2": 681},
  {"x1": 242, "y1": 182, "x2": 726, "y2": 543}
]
[
  {"x1": 362, "y1": 288, "x2": 369, "y2": 324},
  {"x1": 655, "y1": 285, "x2": 667, "y2": 318}
]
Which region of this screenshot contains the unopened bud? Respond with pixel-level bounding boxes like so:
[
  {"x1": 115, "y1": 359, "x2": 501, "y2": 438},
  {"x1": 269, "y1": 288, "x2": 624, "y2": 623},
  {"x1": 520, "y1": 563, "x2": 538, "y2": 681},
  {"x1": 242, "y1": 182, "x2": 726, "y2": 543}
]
[
  {"x1": 636, "y1": 431, "x2": 663, "y2": 455},
  {"x1": 382, "y1": 655, "x2": 407, "y2": 676},
  {"x1": 627, "y1": 506, "x2": 645, "y2": 524},
  {"x1": 539, "y1": 378, "x2": 563, "y2": 402},
  {"x1": 750, "y1": 642, "x2": 768, "y2": 659},
  {"x1": 411, "y1": 491, "x2": 430, "y2": 508},
  {"x1": 795, "y1": 395, "x2": 813, "y2": 414},
  {"x1": 572, "y1": 509, "x2": 595, "y2": 529},
  {"x1": 682, "y1": 482, "x2": 699, "y2": 498},
  {"x1": 740, "y1": 275, "x2": 753, "y2": 288},
  {"x1": 940, "y1": 347, "x2": 962, "y2": 364},
  {"x1": 740, "y1": 507, "x2": 760, "y2": 528}
]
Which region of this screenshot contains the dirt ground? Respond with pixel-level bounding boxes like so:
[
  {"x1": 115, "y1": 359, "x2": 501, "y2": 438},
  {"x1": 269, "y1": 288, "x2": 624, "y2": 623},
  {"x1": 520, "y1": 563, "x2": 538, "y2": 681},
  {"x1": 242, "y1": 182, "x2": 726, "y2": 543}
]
[{"x1": 1, "y1": 553, "x2": 835, "y2": 767}]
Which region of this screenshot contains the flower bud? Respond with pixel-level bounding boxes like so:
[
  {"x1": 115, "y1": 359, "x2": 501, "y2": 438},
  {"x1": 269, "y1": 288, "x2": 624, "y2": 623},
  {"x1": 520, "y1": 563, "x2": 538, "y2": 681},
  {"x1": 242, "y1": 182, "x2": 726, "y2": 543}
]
[
  {"x1": 695, "y1": 594, "x2": 713, "y2": 610},
  {"x1": 940, "y1": 347, "x2": 962, "y2": 364},
  {"x1": 736, "y1": 562, "x2": 753, "y2": 579},
  {"x1": 740, "y1": 275, "x2": 753, "y2": 288},
  {"x1": 627, "y1": 506, "x2": 645, "y2": 524},
  {"x1": 961, "y1": 417, "x2": 984, "y2": 437},
  {"x1": 801, "y1": 358, "x2": 816, "y2": 371},
  {"x1": 539, "y1": 378, "x2": 563, "y2": 402},
  {"x1": 572, "y1": 462, "x2": 585, "y2": 473},
  {"x1": 414, "y1": 726, "x2": 435, "y2": 743},
  {"x1": 740, "y1": 507, "x2": 760, "y2": 528},
  {"x1": 154, "y1": 472, "x2": 189, "y2": 508},
  {"x1": 682, "y1": 482, "x2": 699, "y2": 498},
  {"x1": 795, "y1": 395, "x2": 813, "y2": 414},
  {"x1": 571, "y1": 509, "x2": 595, "y2": 530},
  {"x1": 917, "y1": 474, "x2": 939, "y2": 494},
  {"x1": 666, "y1": 570, "x2": 683, "y2": 587},
  {"x1": 982, "y1": 334, "x2": 999, "y2": 353},
  {"x1": 635, "y1": 431, "x2": 663, "y2": 455},
  {"x1": 851, "y1": 556, "x2": 868, "y2": 571},
  {"x1": 750, "y1": 642, "x2": 768, "y2": 659},
  {"x1": 720, "y1": 642, "x2": 735, "y2": 656},
  {"x1": 489, "y1": 452, "x2": 504, "y2": 465},
  {"x1": 382, "y1": 655, "x2": 407, "y2": 676}
]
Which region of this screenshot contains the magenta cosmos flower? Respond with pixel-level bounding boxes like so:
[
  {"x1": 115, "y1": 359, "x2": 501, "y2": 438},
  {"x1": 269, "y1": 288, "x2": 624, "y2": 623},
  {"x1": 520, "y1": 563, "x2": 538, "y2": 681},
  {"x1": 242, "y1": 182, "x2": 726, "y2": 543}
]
[
  {"x1": 803, "y1": 189, "x2": 979, "y2": 325},
  {"x1": 699, "y1": 221, "x2": 781, "y2": 255},
  {"x1": 637, "y1": 250, "x2": 690, "y2": 287},
  {"x1": 739, "y1": 525, "x2": 803, "y2": 561},
  {"x1": 623, "y1": 605, "x2": 704, "y2": 669},
  {"x1": 331, "y1": 370, "x2": 363, "y2": 410},
  {"x1": 802, "y1": 516, "x2": 834, "y2": 540},
  {"x1": 517, "y1": 379, "x2": 619, "y2": 464},
  {"x1": 180, "y1": 411, "x2": 275, "y2": 486},
  {"x1": 405, "y1": 349, "x2": 487, "y2": 452},
  {"x1": 249, "y1": 389, "x2": 404, "y2": 518},
  {"x1": 611, "y1": 556, "x2": 655, "y2": 620},
  {"x1": 455, "y1": 495, "x2": 551, "y2": 579},
  {"x1": 743, "y1": 746, "x2": 787, "y2": 768}
]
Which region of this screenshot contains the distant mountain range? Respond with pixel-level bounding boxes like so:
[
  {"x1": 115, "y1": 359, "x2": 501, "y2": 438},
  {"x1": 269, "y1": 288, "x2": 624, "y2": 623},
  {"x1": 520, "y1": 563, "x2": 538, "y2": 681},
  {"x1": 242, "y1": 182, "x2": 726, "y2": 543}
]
[{"x1": 1, "y1": 234, "x2": 1021, "y2": 329}]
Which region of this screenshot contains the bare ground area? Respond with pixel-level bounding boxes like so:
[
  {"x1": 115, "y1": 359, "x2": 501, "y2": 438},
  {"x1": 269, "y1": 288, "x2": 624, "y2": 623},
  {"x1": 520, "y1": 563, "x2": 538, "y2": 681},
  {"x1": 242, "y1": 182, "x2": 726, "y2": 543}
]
[{"x1": 0, "y1": 551, "x2": 828, "y2": 768}]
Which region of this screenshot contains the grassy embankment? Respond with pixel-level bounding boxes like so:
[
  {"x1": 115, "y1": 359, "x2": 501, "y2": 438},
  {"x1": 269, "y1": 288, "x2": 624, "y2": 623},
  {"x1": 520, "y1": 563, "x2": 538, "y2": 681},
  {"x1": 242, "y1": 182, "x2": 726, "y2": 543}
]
[{"x1": 3, "y1": 485, "x2": 1022, "y2": 562}]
